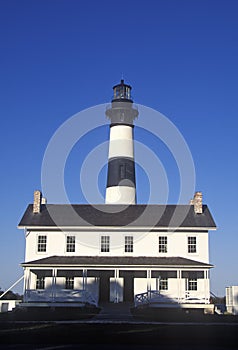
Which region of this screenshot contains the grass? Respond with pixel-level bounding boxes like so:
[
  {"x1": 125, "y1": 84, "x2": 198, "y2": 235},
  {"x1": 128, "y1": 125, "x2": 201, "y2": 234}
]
[
  {"x1": 0, "y1": 305, "x2": 100, "y2": 321},
  {"x1": 0, "y1": 322, "x2": 238, "y2": 347},
  {"x1": 0, "y1": 306, "x2": 238, "y2": 347}
]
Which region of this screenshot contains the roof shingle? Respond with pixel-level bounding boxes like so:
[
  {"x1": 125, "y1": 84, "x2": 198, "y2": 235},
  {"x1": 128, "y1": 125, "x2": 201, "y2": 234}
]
[
  {"x1": 18, "y1": 204, "x2": 216, "y2": 229},
  {"x1": 21, "y1": 255, "x2": 213, "y2": 268}
]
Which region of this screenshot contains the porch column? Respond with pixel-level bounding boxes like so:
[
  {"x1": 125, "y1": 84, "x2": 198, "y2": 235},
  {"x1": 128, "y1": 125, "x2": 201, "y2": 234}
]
[
  {"x1": 23, "y1": 268, "x2": 30, "y2": 302},
  {"x1": 25, "y1": 268, "x2": 30, "y2": 290},
  {"x1": 147, "y1": 269, "x2": 151, "y2": 295},
  {"x1": 114, "y1": 268, "x2": 119, "y2": 303},
  {"x1": 51, "y1": 268, "x2": 57, "y2": 302},
  {"x1": 83, "y1": 269, "x2": 87, "y2": 290},
  {"x1": 177, "y1": 269, "x2": 182, "y2": 302},
  {"x1": 204, "y1": 269, "x2": 210, "y2": 303}
]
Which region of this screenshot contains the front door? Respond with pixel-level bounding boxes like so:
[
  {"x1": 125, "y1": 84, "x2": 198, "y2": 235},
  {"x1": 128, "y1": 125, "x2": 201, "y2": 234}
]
[
  {"x1": 120, "y1": 271, "x2": 134, "y2": 302},
  {"x1": 110, "y1": 277, "x2": 124, "y2": 302},
  {"x1": 99, "y1": 270, "x2": 114, "y2": 302}
]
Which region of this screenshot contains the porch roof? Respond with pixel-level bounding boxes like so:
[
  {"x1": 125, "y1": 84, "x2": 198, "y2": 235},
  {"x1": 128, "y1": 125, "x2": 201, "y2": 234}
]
[
  {"x1": 21, "y1": 255, "x2": 213, "y2": 268},
  {"x1": 18, "y1": 204, "x2": 216, "y2": 229}
]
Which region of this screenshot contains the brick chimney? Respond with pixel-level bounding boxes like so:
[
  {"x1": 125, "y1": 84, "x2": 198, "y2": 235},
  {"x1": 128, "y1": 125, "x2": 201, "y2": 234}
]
[
  {"x1": 33, "y1": 190, "x2": 42, "y2": 214},
  {"x1": 190, "y1": 191, "x2": 203, "y2": 214}
]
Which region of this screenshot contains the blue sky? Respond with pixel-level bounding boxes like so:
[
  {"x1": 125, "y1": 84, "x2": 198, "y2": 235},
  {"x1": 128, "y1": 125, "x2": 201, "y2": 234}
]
[{"x1": 0, "y1": 0, "x2": 237, "y2": 296}]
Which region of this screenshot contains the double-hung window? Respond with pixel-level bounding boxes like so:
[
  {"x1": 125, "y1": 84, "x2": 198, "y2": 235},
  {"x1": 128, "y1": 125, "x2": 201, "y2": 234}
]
[
  {"x1": 125, "y1": 236, "x2": 133, "y2": 253},
  {"x1": 65, "y1": 277, "x2": 74, "y2": 290},
  {"x1": 159, "y1": 236, "x2": 167, "y2": 253},
  {"x1": 66, "y1": 236, "x2": 75, "y2": 252},
  {"x1": 36, "y1": 277, "x2": 45, "y2": 289},
  {"x1": 101, "y1": 236, "x2": 110, "y2": 252},
  {"x1": 37, "y1": 235, "x2": 47, "y2": 252},
  {"x1": 188, "y1": 236, "x2": 197, "y2": 253},
  {"x1": 159, "y1": 277, "x2": 168, "y2": 290},
  {"x1": 188, "y1": 278, "x2": 197, "y2": 291}
]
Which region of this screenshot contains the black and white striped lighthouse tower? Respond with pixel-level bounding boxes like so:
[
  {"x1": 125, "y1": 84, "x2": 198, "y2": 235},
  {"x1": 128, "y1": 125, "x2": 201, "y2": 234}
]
[{"x1": 105, "y1": 80, "x2": 139, "y2": 204}]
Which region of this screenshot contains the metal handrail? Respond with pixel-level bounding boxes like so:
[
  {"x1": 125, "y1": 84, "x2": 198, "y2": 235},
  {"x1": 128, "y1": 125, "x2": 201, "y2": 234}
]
[
  {"x1": 24, "y1": 289, "x2": 98, "y2": 307},
  {"x1": 134, "y1": 290, "x2": 210, "y2": 306},
  {"x1": 0, "y1": 276, "x2": 24, "y2": 300}
]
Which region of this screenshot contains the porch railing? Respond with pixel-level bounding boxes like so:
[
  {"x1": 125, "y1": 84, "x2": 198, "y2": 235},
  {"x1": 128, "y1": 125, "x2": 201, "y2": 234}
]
[
  {"x1": 134, "y1": 290, "x2": 210, "y2": 307},
  {"x1": 24, "y1": 289, "x2": 98, "y2": 307}
]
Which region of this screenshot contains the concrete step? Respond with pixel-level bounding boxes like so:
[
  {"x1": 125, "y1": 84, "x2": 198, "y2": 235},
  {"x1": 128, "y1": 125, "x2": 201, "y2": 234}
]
[{"x1": 93, "y1": 302, "x2": 134, "y2": 321}]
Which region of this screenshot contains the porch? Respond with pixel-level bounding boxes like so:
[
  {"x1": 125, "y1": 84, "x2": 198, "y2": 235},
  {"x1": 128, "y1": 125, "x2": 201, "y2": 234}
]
[
  {"x1": 134, "y1": 289, "x2": 214, "y2": 313},
  {"x1": 22, "y1": 261, "x2": 211, "y2": 308}
]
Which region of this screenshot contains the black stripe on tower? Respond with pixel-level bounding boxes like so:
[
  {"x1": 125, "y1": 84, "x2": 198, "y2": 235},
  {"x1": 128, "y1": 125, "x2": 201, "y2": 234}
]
[
  {"x1": 110, "y1": 123, "x2": 135, "y2": 128},
  {"x1": 107, "y1": 157, "x2": 136, "y2": 188}
]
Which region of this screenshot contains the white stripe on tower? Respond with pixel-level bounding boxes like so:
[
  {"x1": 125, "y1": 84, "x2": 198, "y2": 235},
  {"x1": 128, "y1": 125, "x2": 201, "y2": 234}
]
[{"x1": 105, "y1": 80, "x2": 138, "y2": 204}]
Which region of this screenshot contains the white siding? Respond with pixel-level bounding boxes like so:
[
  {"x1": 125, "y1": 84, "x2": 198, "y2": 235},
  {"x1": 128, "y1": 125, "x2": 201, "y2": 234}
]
[
  {"x1": 25, "y1": 230, "x2": 209, "y2": 263},
  {"x1": 226, "y1": 286, "x2": 238, "y2": 315},
  {"x1": 108, "y1": 125, "x2": 134, "y2": 159}
]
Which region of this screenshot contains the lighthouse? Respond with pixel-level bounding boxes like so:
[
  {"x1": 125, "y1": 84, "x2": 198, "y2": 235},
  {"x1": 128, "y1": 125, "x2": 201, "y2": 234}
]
[{"x1": 105, "y1": 80, "x2": 138, "y2": 204}]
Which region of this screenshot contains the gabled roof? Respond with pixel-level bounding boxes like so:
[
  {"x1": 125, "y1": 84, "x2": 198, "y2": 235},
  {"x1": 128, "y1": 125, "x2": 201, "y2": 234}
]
[
  {"x1": 18, "y1": 204, "x2": 216, "y2": 229},
  {"x1": 21, "y1": 255, "x2": 213, "y2": 268}
]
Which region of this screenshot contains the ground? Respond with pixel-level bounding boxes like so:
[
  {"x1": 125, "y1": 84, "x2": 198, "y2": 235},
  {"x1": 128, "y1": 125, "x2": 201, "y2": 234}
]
[
  {"x1": 0, "y1": 306, "x2": 238, "y2": 349},
  {"x1": 0, "y1": 322, "x2": 238, "y2": 349}
]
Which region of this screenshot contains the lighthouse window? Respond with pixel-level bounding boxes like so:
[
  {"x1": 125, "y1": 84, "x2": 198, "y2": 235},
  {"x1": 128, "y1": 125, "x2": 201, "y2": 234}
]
[
  {"x1": 101, "y1": 236, "x2": 110, "y2": 252},
  {"x1": 125, "y1": 236, "x2": 133, "y2": 253},
  {"x1": 125, "y1": 86, "x2": 130, "y2": 99},
  {"x1": 119, "y1": 86, "x2": 124, "y2": 98},
  {"x1": 120, "y1": 165, "x2": 126, "y2": 179}
]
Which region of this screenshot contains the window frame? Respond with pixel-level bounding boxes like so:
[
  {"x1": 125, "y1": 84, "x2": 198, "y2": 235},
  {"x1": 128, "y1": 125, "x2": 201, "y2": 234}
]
[
  {"x1": 100, "y1": 235, "x2": 110, "y2": 253},
  {"x1": 36, "y1": 276, "x2": 45, "y2": 290},
  {"x1": 159, "y1": 277, "x2": 168, "y2": 290},
  {"x1": 188, "y1": 278, "x2": 197, "y2": 291},
  {"x1": 188, "y1": 236, "x2": 197, "y2": 253},
  {"x1": 66, "y1": 235, "x2": 76, "y2": 253},
  {"x1": 37, "y1": 235, "x2": 47, "y2": 253},
  {"x1": 125, "y1": 235, "x2": 133, "y2": 253},
  {"x1": 158, "y1": 236, "x2": 168, "y2": 253},
  {"x1": 65, "y1": 277, "x2": 74, "y2": 290}
]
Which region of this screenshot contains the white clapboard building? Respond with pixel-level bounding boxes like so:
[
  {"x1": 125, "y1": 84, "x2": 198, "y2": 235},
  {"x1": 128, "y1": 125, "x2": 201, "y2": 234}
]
[
  {"x1": 226, "y1": 286, "x2": 238, "y2": 315},
  {"x1": 18, "y1": 80, "x2": 216, "y2": 312}
]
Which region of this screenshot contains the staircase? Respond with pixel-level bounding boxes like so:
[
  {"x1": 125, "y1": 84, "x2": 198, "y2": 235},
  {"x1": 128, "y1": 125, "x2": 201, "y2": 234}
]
[
  {"x1": 210, "y1": 292, "x2": 225, "y2": 315},
  {"x1": 93, "y1": 302, "x2": 134, "y2": 321}
]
